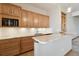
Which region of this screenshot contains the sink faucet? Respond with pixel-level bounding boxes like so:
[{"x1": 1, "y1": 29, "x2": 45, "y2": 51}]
[{"x1": 35, "y1": 28, "x2": 39, "y2": 35}]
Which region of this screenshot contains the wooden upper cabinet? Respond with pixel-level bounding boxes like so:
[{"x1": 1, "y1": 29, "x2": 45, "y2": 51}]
[
  {"x1": 33, "y1": 13, "x2": 39, "y2": 28},
  {"x1": 1, "y1": 3, "x2": 22, "y2": 17},
  {"x1": 0, "y1": 3, "x2": 49, "y2": 28},
  {"x1": 38, "y1": 14, "x2": 49, "y2": 28},
  {"x1": 21, "y1": 10, "x2": 49, "y2": 28},
  {"x1": 43, "y1": 16, "x2": 49, "y2": 28},
  {"x1": 0, "y1": 3, "x2": 22, "y2": 27},
  {"x1": 27, "y1": 11, "x2": 34, "y2": 28},
  {"x1": 38, "y1": 14, "x2": 43, "y2": 28},
  {"x1": 21, "y1": 10, "x2": 28, "y2": 27},
  {"x1": 10, "y1": 5, "x2": 21, "y2": 17},
  {"x1": 2, "y1": 4, "x2": 11, "y2": 15}
]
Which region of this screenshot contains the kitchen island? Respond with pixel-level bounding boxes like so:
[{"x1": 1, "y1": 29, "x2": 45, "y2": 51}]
[{"x1": 33, "y1": 33, "x2": 78, "y2": 56}]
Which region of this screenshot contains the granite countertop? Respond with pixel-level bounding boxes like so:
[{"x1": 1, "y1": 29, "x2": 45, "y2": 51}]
[
  {"x1": 33, "y1": 33, "x2": 78, "y2": 44},
  {"x1": 0, "y1": 33, "x2": 53, "y2": 40},
  {"x1": 0, "y1": 32, "x2": 78, "y2": 42},
  {"x1": 0, "y1": 34, "x2": 34, "y2": 40}
]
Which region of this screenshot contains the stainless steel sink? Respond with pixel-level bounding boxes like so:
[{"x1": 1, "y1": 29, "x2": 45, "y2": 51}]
[{"x1": 34, "y1": 33, "x2": 43, "y2": 36}]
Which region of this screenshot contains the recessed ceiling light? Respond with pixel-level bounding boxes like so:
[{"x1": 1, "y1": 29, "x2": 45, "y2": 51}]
[{"x1": 67, "y1": 7, "x2": 72, "y2": 13}]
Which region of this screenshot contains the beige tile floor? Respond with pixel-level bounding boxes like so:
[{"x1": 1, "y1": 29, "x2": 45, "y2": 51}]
[
  {"x1": 66, "y1": 50, "x2": 79, "y2": 56},
  {"x1": 66, "y1": 37, "x2": 79, "y2": 56},
  {"x1": 20, "y1": 49, "x2": 79, "y2": 56}
]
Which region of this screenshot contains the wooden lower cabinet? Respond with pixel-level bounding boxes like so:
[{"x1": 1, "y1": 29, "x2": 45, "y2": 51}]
[
  {"x1": 20, "y1": 37, "x2": 34, "y2": 53},
  {"x1": 0, "y1": 38, "x2": 20, "y2": 56},
  {"x1": 20, "y1": 50, "x2": 34, "y2": 56},
  {"x1": 0, "y1": 37, "x2": 34, "y2": 56},
  {"x1": 0, "y1": 15, "x2": 2, "y2": 27}
]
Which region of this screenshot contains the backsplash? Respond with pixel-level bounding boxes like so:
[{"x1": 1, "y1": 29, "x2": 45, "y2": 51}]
[{"x1": 0, "y1": 28, "x2": 52, "y2": 37}]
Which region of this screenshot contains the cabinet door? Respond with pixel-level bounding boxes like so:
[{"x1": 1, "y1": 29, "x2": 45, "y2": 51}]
[
  {"x1": 2, "y1": 4, "x2": 11, "y2": 15},
  {"x1": 21, "y1": 10, "x2": 28, "y2": 27},
  {"x1": 0, "y1": 4, "x2": 2, "y2": 14},
  {"x1": 0, "y1": 15, "x2": 2, "y2": 27},
  {"x1": 43, "y1": 16, "x2": 49, "y2": 28},
  {"x1": 0, "y1": 39, "x2": 20, "y2": 56},
  {"x1": 33, "y1": 13, "x2": 39, "y2": 28},
  {"x1": 20, "y1": 37, "x2": 34, "y2": 53},
  {"x1": 11, "y1": 5, "x2": 21, "y2": 17},
  {"x1": 38, "y1": 14, "x2": 44, "y2": 28},
  {"x1": 39, "y1": 15, "x2": 49, "y2": 28},
  {"x1": 2, "y1": 4, "x2": 21, "y2": 17},
  {"x1": 27, "y1": 12, "x2": 34, "y2": 28}
]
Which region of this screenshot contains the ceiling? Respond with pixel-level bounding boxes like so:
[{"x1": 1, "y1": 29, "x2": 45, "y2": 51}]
[
  {"x1": 29, "y1": 3, "x2": 79, "y2": 12},
  {"x1": 14, "y1": 3, "x2": 79, "y2": 13},
  {"x1": 59, "y1": 3, "x2": 79, "y2": 12},
  {"x1": 29, "y1": 3, "x2": 55, "y2": 11}
]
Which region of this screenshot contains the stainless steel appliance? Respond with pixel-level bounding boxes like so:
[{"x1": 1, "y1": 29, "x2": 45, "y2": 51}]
[{"x1": 2, "y1": 18, "x2": 19, "y2": 27}]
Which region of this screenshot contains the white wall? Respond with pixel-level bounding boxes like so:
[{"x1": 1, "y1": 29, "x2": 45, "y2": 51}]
[
  {"x1": 66, "y1": 13, "x2": 79, "y2": 34},
  {"x1": 49, "y1": 5, "x2": 61, "y2": 33},
  {"x1": 73, "y1": 16, "x2": 79, "y2": 34},
  {"x1": 66, "y1": 13, "x2": 77, "y2": 34},
  {"x1": 66, "y1": 11, "x2": 79, "y2": 34}
]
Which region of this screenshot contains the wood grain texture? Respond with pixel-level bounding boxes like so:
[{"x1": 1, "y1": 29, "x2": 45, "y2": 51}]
[
  {"x1": 21, "y1": 9, "x2": 29, "y2": 27},
  {"x1": 19, "y1": 50, "x2": 34, "y2": 56},
  {"x1": 0, "y1": 4, "x2": 2, "y2": 14},
  {"x1": 20, "y1": 37, "x2": 34, "y2": 53},
  {"x1": 61, "y1": 12, "x2": 66, "y2": 32},
  {"x1": 1, "y1": 3, "x2": 22, "y2": 17},
  {"x1": 33, "y1": 13, "x2": 39, "y2": 28},
  {"x1": 27, "y1": 11, "x2": 34, "y2": 28},
  {"x1": 0, "y1": 39, "x2": 20, "y2": 56},
  {"x1": 0, "y1": 36, "x2": 34, "y2": 56},
  {"x1": 0, "y1": 3, "x2": 49, "y2": 28},
  {"x1": 0, "y1": 14, "x2": 2, "y2": 27}
]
